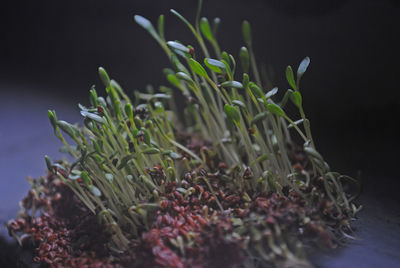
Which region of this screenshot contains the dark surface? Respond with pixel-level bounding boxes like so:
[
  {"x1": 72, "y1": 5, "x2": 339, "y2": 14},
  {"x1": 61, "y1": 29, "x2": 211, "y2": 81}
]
[
  {"x1": 1, "y1": 0, "x2": 399, "y2": 267},
  {"x1": 310, "y1": 175, "x2": 400, "y2": 268}
]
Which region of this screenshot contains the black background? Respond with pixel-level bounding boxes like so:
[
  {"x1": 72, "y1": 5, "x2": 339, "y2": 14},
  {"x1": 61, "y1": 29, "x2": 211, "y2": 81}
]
[
  {"x1": 1, "y1": 0, "x2": 400, "y2": 266},
  {"x1": 1, "y1": 0, "x2": 399, "y2": 180}
]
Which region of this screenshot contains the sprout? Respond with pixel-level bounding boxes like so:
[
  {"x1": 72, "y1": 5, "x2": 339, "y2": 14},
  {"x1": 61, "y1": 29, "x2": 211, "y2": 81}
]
[{"x1": 33, "y1": 1, "x2": 357, "y2": 266}]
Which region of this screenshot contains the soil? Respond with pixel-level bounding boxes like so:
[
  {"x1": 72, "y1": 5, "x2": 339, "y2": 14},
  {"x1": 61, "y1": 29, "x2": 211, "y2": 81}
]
[{"x1": 6, "y1": 136, "x2": 355, "y2": 267}]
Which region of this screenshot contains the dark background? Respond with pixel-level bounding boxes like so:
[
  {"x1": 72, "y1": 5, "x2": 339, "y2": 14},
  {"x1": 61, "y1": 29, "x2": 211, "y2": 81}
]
[
  {"x1": 1, "y1": 0, "x2": 399, "y2": 177},
  {"x1": 1, "y1": 0, "x2": 399, "y2": 267}
]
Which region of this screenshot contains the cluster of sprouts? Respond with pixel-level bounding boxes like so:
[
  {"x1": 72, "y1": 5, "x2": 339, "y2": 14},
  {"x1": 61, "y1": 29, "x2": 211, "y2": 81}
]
[{"x1": 43, "y1": 0, "x2": 358, "y2": 261}]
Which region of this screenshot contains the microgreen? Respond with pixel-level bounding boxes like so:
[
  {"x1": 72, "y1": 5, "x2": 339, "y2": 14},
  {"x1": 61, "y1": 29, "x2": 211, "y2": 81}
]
[{"x1": 39, "y1": 1, "x2": 357, "y2": 266}]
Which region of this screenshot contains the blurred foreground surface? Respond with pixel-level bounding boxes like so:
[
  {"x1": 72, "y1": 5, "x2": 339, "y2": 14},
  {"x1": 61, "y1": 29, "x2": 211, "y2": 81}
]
[{"x1": 1, "y1": 84, "x2": 399, "y2": 267}]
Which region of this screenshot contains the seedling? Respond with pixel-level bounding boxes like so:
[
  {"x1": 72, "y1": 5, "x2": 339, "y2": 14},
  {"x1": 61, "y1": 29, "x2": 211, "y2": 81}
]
[{"x1": 8, "y1": 1, "x2": 359, "y2": 267}]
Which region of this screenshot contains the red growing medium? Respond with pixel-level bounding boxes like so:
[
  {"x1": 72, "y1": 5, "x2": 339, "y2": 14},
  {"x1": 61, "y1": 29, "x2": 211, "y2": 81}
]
[{"x1": 8, "y1": 157, "x2": 350, "y2": 268}]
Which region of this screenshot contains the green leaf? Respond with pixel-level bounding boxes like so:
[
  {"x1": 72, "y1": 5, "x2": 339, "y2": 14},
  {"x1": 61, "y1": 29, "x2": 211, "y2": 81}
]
[
  {"x1": 297, "y1": 57, "x2": 310, "y2": 79},
  {"x1": 142, "y1": 147, "x2": 161, "y2": 154},
  {"x1": 48, "y1": 110, "x2": 57, "y2": 129},
  {"x1": 52, "y1": 163, "x2": 67, "y2": 172},
  {"x1": 220, "y1": 81, "x2": 243, "y2": 89},
  {"x1": 232, "y1": 100, "x2": 246, "y2": 108},
  {"x1": 124, "y1": 103, "x2": 133, "y2": 120},
  {"x1": 57, "y1": 120, "x2": 78, "y2": 138},
  {"x1": 161, "y1": 150, "x2": 173, "y2": 155},
  {"x1": 117, "y1": 155, "x2": 134, "y2": 170},
  {"x1": 242, "y1": 20, "x2": 252, "y2": 44},
  {"x1": 249, "y1": 83, "x2": 264, "y2": 98},
  {"x1": 92, "y1": 139, "x2": 102, "y2": 154},
  {"x1": 220, "y1": 59, "x2": 232, "y2": 78},
  {"x1": 97, "y1": 97, "x2": 107, "y2": 108},
  {"x1": 134, "y1": 117, "x2": 143, "y2": 129},
  {"x1": 153, "y1": 93, "x2": 171, "y2": 99},
  {"x1": 169, "y1": 151, "x2": 182, "y2": 159},
  {"x1": 106, "y1": 86, "x2": 122, "y2": 118},
  {"x1": 154, "y1": 101, "x2": 163, "y2": 111},
  {"x1": 176, "y1": 72, "x2": 194, "y2": 84},
  {"x1": 110, "y1": 80, "x2": 124, "y2": 95},
  {"x1": 170, "y1": 54, "x2": 190, "y2": 74},
  {"x1": 44, "y1": 155, "x2": 52, "y2": 171},
  {"x1": 286, "y1": 66, "x2": 297, "y2": 90},
  {"x1": 242, "y1": 73, "x2": 250, "y2": 89},
  {"x1": 221, "y1": 51, "x2": 230, "y2": 63},
  {"x1": 290, "y1": 90, "x2": 302, "y2": 108},
  {"x1": 304, "y1": 146, "x2": 324, "y2": 162},
  {"x1": 89, "y1": 87, "x2": 98, "y2": 107},
  {"x1": 229, "y1": 54, "x2": 236, "y2": 72},
  {"x1": 141, "y1": 128, "x2": 151, "y2": 144},
  {"x1": 212, "y1": 17, "x2": 221, "y2": 37},
  {"x1": 163, "y1": 68, "x2": 174, "y2": 76},
  {"x1": 224, "y1": 104, "x2": 241, "y2": 124},
  {"x1": 250, "y1": 111, "x2": 268, "y2": 125},
  {"x1": 98, "y1": 67, "x2": 110, "y2": 87},
  {"x1": 161, "y1": 150, "x2": 181, "y2": 160},
  {"x1": 80, "y1": 171, "x2": 91, "y2": 186},
  {"x1": 189, "y1": 58, "x2": 208, "y2": 78},
  {"x1": 167, "y1": 41, "x2": 190, "y2": 54},
  {"x1": 68, "y1": 173, "x2": 81, "y2": 180},
  {"x1": 137, "y1": 93, "x2": 171, "y2": 101},
  {"x1": 80, "y1": 110, "x2": 105, "y2": 124},
  {"x1": 204, "y1": 58, "x2": 225, "y2": 73},
  {"x1": 265, "y1": 87, "x2": 278, "y2": 99},
  {"x1": 68, "y1": 169, "x2": 81, "y2": 180},
  {"x1": 105, "y1": 173, "x2": 114, "y2": 182},
  {"x1": 89, "y1": 185, "x2": 102, "y2": 197},
  {"x1": 250, "y1": 154, "x2": 269, "y2": 166},
  {"x1": 167, "y1": 74, "x2": 181, "y2": 87},
  {"x1": 266, "y1": 103, "x2": 286, "y2": 117},
  {"x1": 200, "y1": 17, "x2": 214, "y2": 42},
  {"x1": 279, "y1": 89, "x2": 291, "y2": 108},
  {"x1": 134, "y1": 15, "x2": 160, "y2": 42},
  {"x1": 239, "y1": 47, "x2": 250, "y2": 73},
  {"x1": 157, "y1": 14, "x2": 165, "y2": 40}
]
